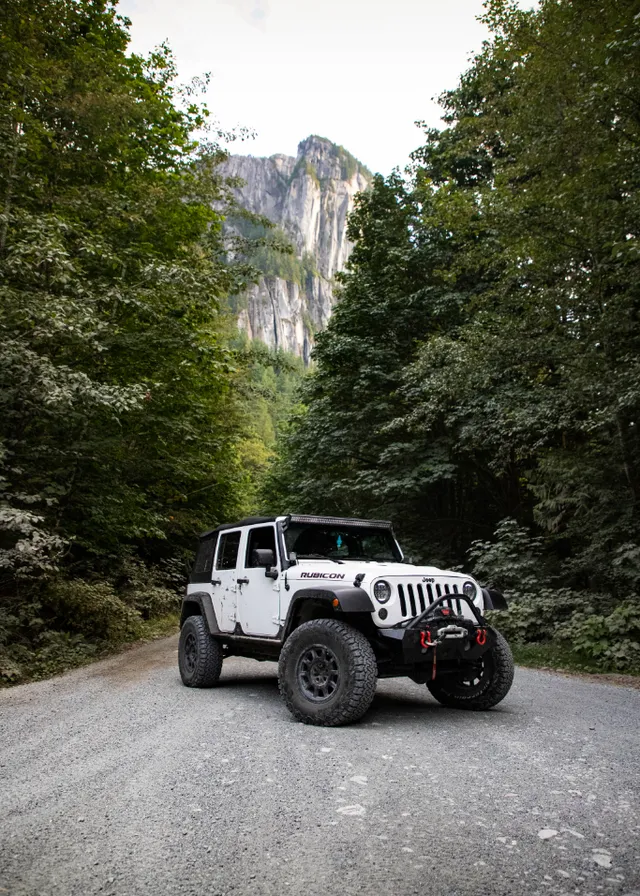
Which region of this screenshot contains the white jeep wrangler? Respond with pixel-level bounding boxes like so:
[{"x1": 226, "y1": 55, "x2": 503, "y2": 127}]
[{"x1": 178, "y1": 514, "x2": 514, "y2": 726}]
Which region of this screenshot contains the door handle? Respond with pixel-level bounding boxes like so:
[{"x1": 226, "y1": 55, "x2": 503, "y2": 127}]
[
  {"x1": 237, "y1": 577, "x2": 250, "y2": 586},
  {"x1": 211, "y1": 579, "x2": 221, "y2": 586}
]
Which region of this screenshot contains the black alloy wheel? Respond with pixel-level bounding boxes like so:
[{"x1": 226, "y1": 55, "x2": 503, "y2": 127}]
[
  {"x1": 445, "y1": 656, "x2": 491, "y2": 697},
  {"x1": 297, "y1": 645, "x2": 340, "y2": 703},
  {"x1": 183, "y1": 631, "x2": 198, "y2": 676}
]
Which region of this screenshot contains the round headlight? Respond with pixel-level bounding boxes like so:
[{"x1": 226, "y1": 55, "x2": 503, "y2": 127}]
[
  {"x1": 463, "y1": 580, "x2": 477, "y2": 599},
  {"x1": 373, "y1": 580, "x2": 392, "y2": 604}
]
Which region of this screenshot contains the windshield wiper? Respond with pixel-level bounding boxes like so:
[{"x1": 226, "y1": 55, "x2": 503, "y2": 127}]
[{"x1": 298, "y1": 553, "x2": 344, "y2": 564}]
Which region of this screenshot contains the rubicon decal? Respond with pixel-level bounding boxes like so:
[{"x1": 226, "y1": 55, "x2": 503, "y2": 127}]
[{"x1": 300, "y1": 572, "x2": 346, "y2": 580}]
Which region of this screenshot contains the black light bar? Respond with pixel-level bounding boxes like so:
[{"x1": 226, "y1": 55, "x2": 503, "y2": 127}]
[{"x1": 286, "y1": 514, "x2": 393, "y2": 530}]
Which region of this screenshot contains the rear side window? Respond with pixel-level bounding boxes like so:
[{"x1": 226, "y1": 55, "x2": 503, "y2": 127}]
[
  {"x1": 190, "y1": 536, "x2": 217, "y2": 584},
  {"x1": 216, "y1": 531, "x2": 241, "y2": 570}
]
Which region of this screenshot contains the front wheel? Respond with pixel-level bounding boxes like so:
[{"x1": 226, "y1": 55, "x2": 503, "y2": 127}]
[
  {"x1": 278, "y1": 619, "x2": 378, "y2": 726},
  {"x1": 427, "y1": 629, "x2": 514, "y2": 710}
]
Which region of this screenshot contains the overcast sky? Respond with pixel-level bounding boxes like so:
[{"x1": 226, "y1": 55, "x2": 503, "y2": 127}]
[{"x1": 118, "y1": 0, "x2": 497, "y2": 175}]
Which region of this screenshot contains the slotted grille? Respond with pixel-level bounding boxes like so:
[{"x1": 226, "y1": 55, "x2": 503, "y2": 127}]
[{"x1": 394, "y1": 578, "x2": 470, "y2": 620}]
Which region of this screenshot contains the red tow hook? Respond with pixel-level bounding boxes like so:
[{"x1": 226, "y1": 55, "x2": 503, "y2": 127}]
[
  {"x1": 420, "y1": 630, "x2": 433, "y2": 649},
  {"x1": 476, "y1": 628, "x2": 487, "y2": 646}
]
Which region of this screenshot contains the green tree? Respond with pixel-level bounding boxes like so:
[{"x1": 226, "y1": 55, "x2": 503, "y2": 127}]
[
  {"x1": 275, "y1": 0, "x2": 640, "y2": 631},
  {"x1": 0, "y1": 0, "x2": 255, "y2": 679},
  {"x1": 402, "y1": 0, "x2": 640, "y2": 591}
]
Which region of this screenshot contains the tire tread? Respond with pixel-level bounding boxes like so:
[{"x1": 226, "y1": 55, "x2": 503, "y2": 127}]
[
  {"x1": 179, "y1": 615, "x2": 223, "y2": 688},
  {"x1": 278, "y1": 619, "x2": 377, "y2": 726}
]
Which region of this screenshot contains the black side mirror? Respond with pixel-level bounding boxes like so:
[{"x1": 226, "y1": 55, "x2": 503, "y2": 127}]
[{"x1": 252, "y1": 548, "x2": 278, "y2": 580}]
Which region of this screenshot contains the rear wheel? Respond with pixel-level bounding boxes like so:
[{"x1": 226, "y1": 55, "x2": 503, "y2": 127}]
[
  {"x1": 179, "y1": 615, "x2": 223, "y2": 688},
  {"x1": 278, "y1": 619, "x2": 378, "y2": 726},
  {"x1": 427, "y1": 630, "x2": 514, "y2": 710}
]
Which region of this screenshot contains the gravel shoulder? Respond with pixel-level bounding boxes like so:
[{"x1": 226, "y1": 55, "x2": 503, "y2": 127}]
[
  {"x1": 1, "y1": 635, "x2": 639, "y2": 896},
  {"x1": 522, "y1": 666, "x2": 640, "y2": 690}
]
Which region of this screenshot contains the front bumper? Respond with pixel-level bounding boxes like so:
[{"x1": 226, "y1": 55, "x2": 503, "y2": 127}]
[{"x1": 379, "y1": 595, "x2": 496, "y2": 666}]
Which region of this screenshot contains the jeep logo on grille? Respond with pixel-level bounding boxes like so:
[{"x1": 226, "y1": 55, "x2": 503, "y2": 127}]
[{"x1": 422, "y1": 576, "x2": 435, "y2": 583}]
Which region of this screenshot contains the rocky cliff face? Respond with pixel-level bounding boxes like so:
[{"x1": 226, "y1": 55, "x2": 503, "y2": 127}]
[{"x1": 222, "y1": 136, "x2": 371, "y2": 363}]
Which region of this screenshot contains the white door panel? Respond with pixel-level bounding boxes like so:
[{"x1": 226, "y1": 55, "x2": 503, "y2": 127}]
[
  {"x1": 238, "y1": 525, "x2": 281, "y2": 637},
  {"x1": 212, "y1": 529, "x2": 243, "y2": 633}
]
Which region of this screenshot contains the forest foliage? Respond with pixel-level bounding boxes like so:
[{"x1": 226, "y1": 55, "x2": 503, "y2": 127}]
[
  {"x1": 2, "y1": 0, "x2": 639, "y2": 681},
  {"x1": 263, "y1": 0, "x2": 640, "y2": 670},
  {"x1": 0, "y1": 0, "x2": 299, "y2": 682}
]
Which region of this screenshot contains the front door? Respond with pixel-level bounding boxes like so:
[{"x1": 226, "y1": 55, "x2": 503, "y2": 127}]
[
  {"x1": 237, "y1": 524, "x2": 281, "y2": 637},
  {"x1": 212, "y1": 529, "x2": 242, "y2": 632}
]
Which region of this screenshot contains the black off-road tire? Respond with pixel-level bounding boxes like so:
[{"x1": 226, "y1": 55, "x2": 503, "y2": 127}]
[
  {"x1": 278, "y1": 619, "x2": 378, "y2": 726},
  {"x1": 427, "y1": 629, "x2": 514, "y2": 710},
  {"x1": 178, "y1": 615, "x2": 223, "y2": 688}
]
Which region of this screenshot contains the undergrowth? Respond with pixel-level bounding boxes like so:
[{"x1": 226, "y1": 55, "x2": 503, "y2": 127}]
[
  {"x1": 0, "y1": 612, "x2": 180, "y2": 687},
  {"x1": 474, "y1": 520, "x2": 640, "y2": 675},
  {"x1": 511, "y1": 642, "x2": 640, "y2": 678},
  {"x1": 0, "y1": 560, "x2": 182, "y2": 686}
]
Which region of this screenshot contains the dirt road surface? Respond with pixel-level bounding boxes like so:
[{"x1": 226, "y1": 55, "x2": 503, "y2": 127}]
[{"x1": 1, "y1": 635, "x2": 639, "y2": 896}]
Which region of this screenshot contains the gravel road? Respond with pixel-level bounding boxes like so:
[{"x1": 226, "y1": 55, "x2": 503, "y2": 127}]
[{"x1": 1, "y1": 635, "x2": 639, "y2": 896}]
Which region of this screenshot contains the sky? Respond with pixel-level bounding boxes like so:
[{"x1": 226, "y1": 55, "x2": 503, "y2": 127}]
[{"x1": 118, "y1": 0, "x2": 495, "y2": 176}]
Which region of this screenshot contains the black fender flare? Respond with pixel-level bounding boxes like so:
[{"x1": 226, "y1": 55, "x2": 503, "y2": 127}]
[
  {"x1": 180, "y1": 591, "x2": 220, "y2": 634},
  {"x1": 283, "y1": 586, "x2": 375, "y2": 638},
  {"x1": 482, "y1": 587, "x2": 508, "y2": 611}
]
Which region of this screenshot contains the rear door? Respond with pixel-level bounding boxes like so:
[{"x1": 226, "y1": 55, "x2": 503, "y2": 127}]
[
  {"x1": 212, "y1": 529, "x2": 243, "y2": 632},
  {"x1": 237, "y1": 524, "x2": 281, "y2": 637}
]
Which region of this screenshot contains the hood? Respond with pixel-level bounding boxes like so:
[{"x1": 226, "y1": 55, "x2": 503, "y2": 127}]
[
  {"x1": 288, "y1": 559, "x2": 475, "y2": 585},
  {"x1": 286, "y1": 559, "x2": 484, "y2": 626}
]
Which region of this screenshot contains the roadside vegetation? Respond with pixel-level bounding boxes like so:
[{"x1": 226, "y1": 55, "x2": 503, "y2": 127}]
[
  {"x1": 2, "y1": 0, "x2": 638, "y2": 684},
  {"x1": 0, "y1": 0, "x2": 301, "y2": 683},
  {"x1": 262, "y1": 0, "x2": 640, "y2": 674}
]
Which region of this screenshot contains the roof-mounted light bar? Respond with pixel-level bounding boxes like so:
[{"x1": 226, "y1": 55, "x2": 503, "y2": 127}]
[{"x1": 286, "y1": 514, "x2": 393, "y2": 530}]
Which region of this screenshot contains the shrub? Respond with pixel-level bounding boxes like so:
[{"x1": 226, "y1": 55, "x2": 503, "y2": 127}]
[
  {"x1": 467, "y1": 518, "x2": 548, "y2": 594},
  {"x1": 472, "y1": 518, "x2": 640, "y2": 672},
  {"x1": 31, "y1": 631, "x2": 101, "y2": 680},
  {"x1": 46, "y1": 579, "x2": 142, "y2": 642},
  {"x1": 114, "y1": 557, "x2": 181, "y2": 620},
  {"x1": 557, "y1": 601, "x2": 640, "y2": 672},
  {"x1": 487, "y1": 587, "x2": 597, "y2": 644}
]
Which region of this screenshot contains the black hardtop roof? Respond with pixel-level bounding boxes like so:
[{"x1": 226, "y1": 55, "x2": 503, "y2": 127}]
[
  {"x1": 199, "y1": 516, "x2": 276, "y2": 539},
  {"x1": 199, "y1": 514, "x2": 393, "y2": 540}
]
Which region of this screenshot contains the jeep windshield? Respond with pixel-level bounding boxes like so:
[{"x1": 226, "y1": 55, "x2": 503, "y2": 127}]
[{"x1": 285, "y1": 523, "x2": 402, "y2": 562}]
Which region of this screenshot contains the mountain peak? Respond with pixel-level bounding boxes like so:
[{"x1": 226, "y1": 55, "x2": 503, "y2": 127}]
[
  {"x1": 297, "y1": 135, "x2": 372, "y2": 181},
  {"x1": 221, "y1": 139, "x2": 372, "y2": 362}
]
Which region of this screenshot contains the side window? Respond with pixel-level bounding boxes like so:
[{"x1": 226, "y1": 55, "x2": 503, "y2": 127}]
[
  {"x1": 245, "y1": 526, "x2": 278, "y2": 568},
  {"x1": 216, "y1": 531, "x2": 241, "y2": 570},
  {"x1": 190, "y1": 535, "x2": 217, "y2": 583}
]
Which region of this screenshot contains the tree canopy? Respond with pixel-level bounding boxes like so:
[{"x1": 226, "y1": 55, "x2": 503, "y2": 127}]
[
  {"x1": 265, "y1": 0, "x2": 640, "y2": 669},
  {"x1": 3, "y1": 0, "x2": 639, "y2": 678},
  {"x1": 0, "y1": 0, "x2": 298, "y2": 680}
]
